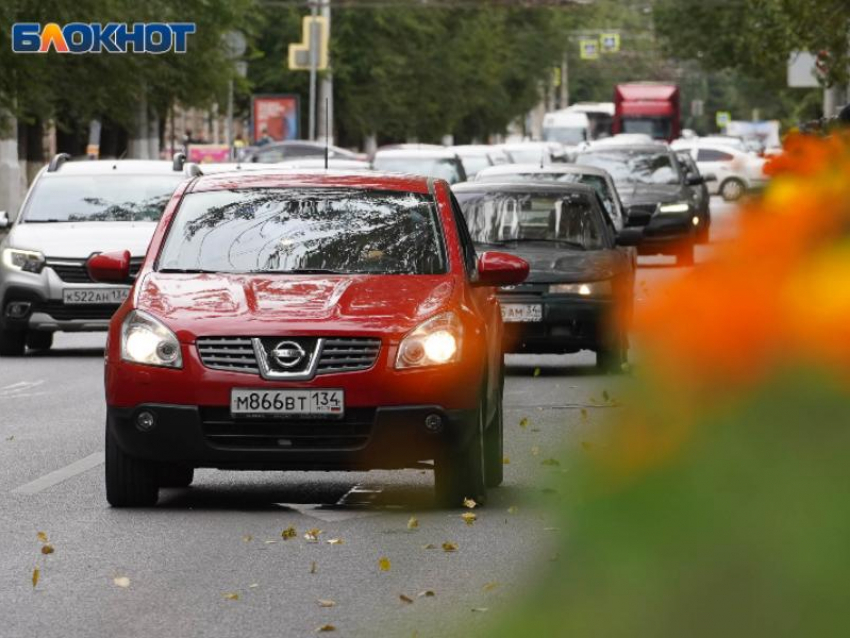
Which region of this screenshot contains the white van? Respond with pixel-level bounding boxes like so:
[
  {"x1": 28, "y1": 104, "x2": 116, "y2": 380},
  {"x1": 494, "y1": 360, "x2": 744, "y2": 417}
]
[{"x1": 542, "y1": 110, "x2": 591, "y2": 146}]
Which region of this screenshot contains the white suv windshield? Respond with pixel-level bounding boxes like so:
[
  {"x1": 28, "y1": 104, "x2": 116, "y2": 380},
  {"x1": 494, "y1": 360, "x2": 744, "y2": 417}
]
[
  {"x1": 158, "y1": 188, "x2": 447, "y2": 275},
  {"x1": 23, "y1": 175, "x2": 183, "y2": 223}
]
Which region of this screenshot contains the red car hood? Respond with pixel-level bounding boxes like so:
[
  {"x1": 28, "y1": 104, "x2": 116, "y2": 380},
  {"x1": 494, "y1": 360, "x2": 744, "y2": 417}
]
[{"x1": 135, "y1": 273, "x2": 456, "y2": 340}]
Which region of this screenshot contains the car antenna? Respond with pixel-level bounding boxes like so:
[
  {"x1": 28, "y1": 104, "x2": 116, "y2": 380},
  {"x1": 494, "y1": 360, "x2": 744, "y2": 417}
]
[
  {"x1": 540, "y1": 147, "x2": 545, "y2": 169},
  {"x1": 324, "y1": 97, "x2": 329, "y2": 171}
]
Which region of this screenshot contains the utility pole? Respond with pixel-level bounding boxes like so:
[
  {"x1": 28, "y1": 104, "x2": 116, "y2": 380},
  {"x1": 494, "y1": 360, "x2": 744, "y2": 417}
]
[
  {"x1": 560, "y1": 52, "x2": 569, "y2": 108},
  {"x1": 308, "y1": 0, "x2": 319, "y2": 140},
  {"x1": 318, "y1": 0, "x2": 333, "y2": 143}
]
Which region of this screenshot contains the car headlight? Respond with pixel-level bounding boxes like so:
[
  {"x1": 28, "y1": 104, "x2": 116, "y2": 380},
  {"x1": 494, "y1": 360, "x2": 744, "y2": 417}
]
[
  {"x1": 549, "y1": 280, "x2": 612, "y2": 296},
  {"x1": 121, "y1": 310, "x2": 182, "y2": 368},
  {"x1": 396, "y1": 311, "x2": 463, "y2": 369},
  {"x1": 657, "y1": 202, "x2": 691, "y2": 214},
  {"x1": 2, "y1": 248, "x2": 45, "y2": 273}
]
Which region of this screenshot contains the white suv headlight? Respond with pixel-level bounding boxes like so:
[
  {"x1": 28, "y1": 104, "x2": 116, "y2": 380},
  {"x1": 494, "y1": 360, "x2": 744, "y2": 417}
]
[
  {"x1": 121, "y1": 310, "x2": 182, "y2": 368},
  {"x1": 549, "y1": 280, "x2": 612, "y2": 296},
  {"x1": 2, "y1": 248, "x2": 45, "y2": 273},
  {"x1": 396, "y1": 311, "x2": 463, "y2": 369}
]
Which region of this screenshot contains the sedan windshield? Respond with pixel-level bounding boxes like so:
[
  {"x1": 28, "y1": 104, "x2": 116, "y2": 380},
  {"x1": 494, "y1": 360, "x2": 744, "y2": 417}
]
[
  {"x1": 158, "y1": 188, "x2": 446, "y2": 275},
  {"x1": 576, "y1": 150, "x2": 681, "y2": 186},
  {"x1": 372, "y1": 157, "x2": 465, "y2": 184},
  {"x1": 23, "y1": 175, "x2": 183, "y2": 223},
  {"x1": 453, "y1": 190, "x2": 605, "y2": 250}
]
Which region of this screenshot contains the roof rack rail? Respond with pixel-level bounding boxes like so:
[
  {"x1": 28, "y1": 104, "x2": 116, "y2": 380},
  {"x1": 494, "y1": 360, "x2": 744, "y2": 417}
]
[
  {"x1": 47, "y1": 153, "x2": 71, "y2": 172},
  {"x1": 172, "y1": 152, "x2": 187, "y2": 172}
]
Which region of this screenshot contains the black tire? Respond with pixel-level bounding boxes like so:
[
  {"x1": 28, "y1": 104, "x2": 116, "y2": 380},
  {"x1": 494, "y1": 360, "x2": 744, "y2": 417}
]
[
  {"x1": 434, "y1": 399, "x2": 487, "y2": 507},
  {"x1": 484, "y1": 368, "x2": 504, "y2": 488},
  {"x1": 26, "y1": 331, "x2": 53, "y2": 352},
  {"x1": 0, "y1": 327, "x2": 26, "y2": 357},
  {"x1": 159, "y1": 465, "x2": 194, "y2": 488},
  {"x1": 105, "y1": 424, "x2": 160, "y2": 507},
  {"x1": 677, "y1": 241, "x2": 695, "y2": 267},
  {"x1": 696, "y1": 221, "x2": 710, "y2": 244},
  {"x1": 596, "y1": 332, "x2": 627, "y2": 374},
  {"x1": 720, "y1": 178, "x2": 745, "y2": 202}
]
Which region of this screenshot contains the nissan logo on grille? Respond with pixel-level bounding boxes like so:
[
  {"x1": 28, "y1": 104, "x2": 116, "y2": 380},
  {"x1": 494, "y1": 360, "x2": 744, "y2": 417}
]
[{"x1": 270, "y1": 341, "x2": 306, "y2": 369}]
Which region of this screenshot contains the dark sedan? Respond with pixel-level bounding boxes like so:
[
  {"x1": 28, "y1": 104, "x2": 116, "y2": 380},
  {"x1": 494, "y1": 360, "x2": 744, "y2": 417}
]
[
  {"x1": 676, "y1": 150, "x2": 714, "y2": 244},
  {"x1": 452, "y1": 182, "x2": 638, "y2": 372},
  {"x1": 576, "y1": 144, "x2": 706, "y2": 265}
]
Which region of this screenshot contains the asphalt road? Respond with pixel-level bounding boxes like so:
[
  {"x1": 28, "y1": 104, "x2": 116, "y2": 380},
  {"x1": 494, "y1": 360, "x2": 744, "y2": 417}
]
[{"x1": 0, "y1": 199, "x2": 736, "y2": 638}]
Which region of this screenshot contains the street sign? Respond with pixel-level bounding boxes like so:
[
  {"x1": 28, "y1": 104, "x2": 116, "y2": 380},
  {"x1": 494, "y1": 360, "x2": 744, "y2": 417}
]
[
  {"x1": 716, "y1": 111, "x2": 731, "y2": 128},
  {"x1": 600, "y1": 33, "x2": 620, "y2": 53},
  {"x1": 690, "y1": 99, "x2": 704, "y2": 117},
  {"x1": 288, "y1": 16, "x2": 328, "y2": 71},
  {"x1": 579, "y1": 39, "x2": 599, "y2": 60},
  {"x1": 787, "y1": 51, "x2": 820, "y2": 88}
]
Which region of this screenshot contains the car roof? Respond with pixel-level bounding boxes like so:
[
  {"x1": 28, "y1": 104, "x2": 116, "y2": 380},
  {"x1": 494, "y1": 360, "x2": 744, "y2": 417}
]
[
  {"x1": 189, "y1": 168, "x2": 433, "y2": 194},
  {"x1": 476, "y1": 163, "x2": 609, "y2": 178},
  {"x1": 43, "y1": 160, "x2": 184, "y2": 176},
  {"x1": 373, "y1": 148, "x2": 460, "y2": 160},
  {"x1": 452, "y1": 180, "x2": 598, "y2": 197},
  {"x1": 499, "y1": 141, "x2": 554, "y2": 149},
  {"x1": 449, "y1": 145, "x2": 501, "y2": 155},
  {"x1": 580, "y1": 144, "x2": 671, "y2": 154}
]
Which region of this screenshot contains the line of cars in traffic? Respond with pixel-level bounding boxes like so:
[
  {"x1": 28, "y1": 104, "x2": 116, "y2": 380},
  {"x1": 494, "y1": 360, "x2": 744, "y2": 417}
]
[{"x1": 0, "y1": 132, "x2": 754, "y2": 506}]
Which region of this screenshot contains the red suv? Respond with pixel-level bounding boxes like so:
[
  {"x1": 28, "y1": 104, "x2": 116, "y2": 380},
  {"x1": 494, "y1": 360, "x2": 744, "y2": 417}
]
[{"x1": 92, "y1": 170, "x2": 528, "y2": 508}]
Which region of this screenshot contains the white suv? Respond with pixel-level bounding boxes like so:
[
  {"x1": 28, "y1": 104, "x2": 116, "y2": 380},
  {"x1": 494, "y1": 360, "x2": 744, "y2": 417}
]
[{"x1": 0, "y1": 154, "x2": 192, "y2": 355}]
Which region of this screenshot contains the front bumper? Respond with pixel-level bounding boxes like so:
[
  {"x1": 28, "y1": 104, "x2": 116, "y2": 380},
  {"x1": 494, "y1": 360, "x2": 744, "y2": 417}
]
[
  {"x1": 499, "y1": 291, "x2": 614, "y2": 354},
  {"x1": 107, "y1": 403, "x2": 478, "y2": 470},
  {"x1": 0, "y1": 265, "x2": 125, "y2": 333}
]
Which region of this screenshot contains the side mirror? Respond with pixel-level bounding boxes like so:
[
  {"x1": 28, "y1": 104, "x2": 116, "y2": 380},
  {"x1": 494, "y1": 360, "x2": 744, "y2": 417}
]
[
  {"x1": 475, "y1": 251, "x2": 529, "y2": 287},
  {"x1": 686, "y1": 174, "x2": 705, "y2": 186},
  {"x1": 702, "y1": 173, "x2": 718, "y2": 182},
  {"x1": 616, "y1": 228, "x2": 644, "y2": 247},
  {"x1": 87, "y1": 250, "x2": 131, "y2": 284},
  {"x1": 0, "y1": 211, "x2": 9, "y2": 229}
]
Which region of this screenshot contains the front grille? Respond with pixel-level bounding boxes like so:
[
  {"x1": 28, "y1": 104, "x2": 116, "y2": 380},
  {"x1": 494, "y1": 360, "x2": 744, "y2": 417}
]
[
  {"x1": 47, "y1": 257, "x2": 143, "y2": 284},
  {"x1": 35, "y1": 302, "x2": 118, "y2": 321},
  {"x1": 196, "y1": 337, "x2": 259, "y2": 374},
  {"x1": 196, "y1": 337, "x2": 381, "y2": 377},
  {"x1": 200, "y1": 407, "x2": 376, "y2": 450}
]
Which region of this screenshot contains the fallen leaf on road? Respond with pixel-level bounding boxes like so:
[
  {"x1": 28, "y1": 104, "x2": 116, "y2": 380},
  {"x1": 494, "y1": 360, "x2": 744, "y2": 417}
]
[
  {"x1": 463, "y1": 498, "x2": 477, "y2": 509},
  {"x1": 317, "y1": 599, "x2": 336, "y2": 608},
  {"x1": 304, "y1": 529, "x2": 322, "y2": 542},
  {"x1": 502, "y1": 456, "x2": 510, "y2": 464},
  {"x1": 36, "y1": 532, "x2": 48, "y2": 543},
  {"x1": 316, "y1": 624, "x2": 336, "y2": 632},
  {"x1": 531, "y1": 446, "x2": 540, "y2": 456},
  {"x1": 482, "y1": 582, "x2": 500, "y2": 592},
  {"x1": 471, "y1": 607, "x2": 489, "y2": 613},
  {"x1": 242, "y1": 535, "x2": 253, "y2": 543},
  {"x1": 442, "y1": 542, "x2": 457, "y2": 552},
  {"x1": 249, "y1": 583, "x2": 259, "y2": 589},
  {"x1": 41, "y1": 544, "x2": 55, "y2": 555},
  {"x1": 519, "y1": 417, "x2": 529, "y2": 428},
  {"x1": 580, "y1": 409, "x2": 588, "y2": 421},
  {"x1": 223, "y1": 593, "x2": 239, "y2": 601},
  {"x1": 264, "y1": 540, "x2": 278, "y2": 545},
  {"x1": 310, "y1": 561, "x2": 317, "y2": 574},
  {"x1": 422, "y1": 544, "x2": 437, "y2": 550},
  {"x1": 281, "y1": 527, "x2": 297, "y2": 540},
  {"x1": 5, "y1": 435, "x2": 13, "y2": 441},
  {"x1": 507, "y1": 505, "x2": 518, "y2": 515},
  {"x1": 418, "y1": 590, "x2": 435, "y2": 598},
  {"x1": 541, "y1": 458, "x2": 560, "y2": 466},
  {"x1": 399, "y1": 594, "x2": 414, "y2": 604},
  {"x1": 113, "y1": 576, "x2": 131, "y2": 588},
  {"x1": 32, "y1": 567, "x2": 39, "y2": 588},
  {"x1": 326, "y1": 538, "x2": 344, "y2": 545},
  {"x1": 533, "y1": 367, "x2": 541, "y2": 377},
  {"x1": 407, "y1": 516, "x2": 419, "y2": 530},
  {"x1": 378, "y1": 557, "x2": 391, "y2": 571},
  {"x1": 460, "y1": 512, "x2": 477, "y2": 526},
  {"x1": 603, "y1": 389, "x2": 610, "y2": 401}
]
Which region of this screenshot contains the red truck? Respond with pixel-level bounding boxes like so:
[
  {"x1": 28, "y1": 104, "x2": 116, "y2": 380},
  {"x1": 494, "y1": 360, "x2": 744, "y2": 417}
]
[{"x1": 613, "y1": 83, "x2": 680, "y2": 143}]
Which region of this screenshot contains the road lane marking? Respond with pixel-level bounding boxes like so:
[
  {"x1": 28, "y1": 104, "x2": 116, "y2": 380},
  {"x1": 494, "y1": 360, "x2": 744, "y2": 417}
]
[{"x1": 11, "y1": 452, "x2": 104, "y2": 495}]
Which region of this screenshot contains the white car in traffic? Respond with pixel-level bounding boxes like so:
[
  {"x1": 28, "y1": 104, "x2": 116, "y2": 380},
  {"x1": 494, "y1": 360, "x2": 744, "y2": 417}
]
[{"x1": 671, "y1": 140, "x2": 767, "y2": 201}]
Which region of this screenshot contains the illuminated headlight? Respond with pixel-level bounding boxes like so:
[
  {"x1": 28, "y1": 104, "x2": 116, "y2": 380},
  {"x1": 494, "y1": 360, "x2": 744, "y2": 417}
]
[
  {"x1": 121, "y1": 310, "x2": 182, "y2": 368},
  {"x1": 549, "y1": 280, "x2": 612, "y2": 296},
  {"x1": 692, "y1": 216, "x2": 700, "y2": 226},
  {"x1": 657, "y1": 202, "x2": 691, "y2": 214},
  {"x1": 396, "y1": 311, "x2": 463, "y2": 369},
  {"x1": 2, "y1": 248, "x2": 45, "y2": 273}
]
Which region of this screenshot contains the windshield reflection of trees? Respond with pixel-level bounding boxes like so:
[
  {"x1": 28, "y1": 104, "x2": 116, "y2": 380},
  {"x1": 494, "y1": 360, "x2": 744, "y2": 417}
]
[
  {"x1": 68, "y1": 195, "x2": 171, "y2": 222},
  {"x1": 582, "y1": 153, "x2": 678, "y2": 185},
  {"x1": 161, "y1": 188, "x2": 446, "y2": 275},
  {"x1": 456, "y1": 193, "x2": 603, "y2": 249}
]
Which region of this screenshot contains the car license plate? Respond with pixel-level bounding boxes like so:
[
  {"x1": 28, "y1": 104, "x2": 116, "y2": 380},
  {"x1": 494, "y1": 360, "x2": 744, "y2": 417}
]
[
  {"x1": 501, "y1": 303, "x2": 543, "y2": 323},
  {"x1": 231, "y1": 389, "x2": 345, "y2": 418},
  {"x1": 62, "y1": 288, "x2": 130, "y2": 305}
]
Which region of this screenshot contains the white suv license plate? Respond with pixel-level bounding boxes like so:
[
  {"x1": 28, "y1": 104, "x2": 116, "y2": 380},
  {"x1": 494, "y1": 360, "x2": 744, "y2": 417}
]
[
  {"x1": 62, "y1": 288, "x2": 130, "y2": 305},
  {"x1": 501, "y1": 303, "x2": 543, "y2": 323},
  {"x1": 231, "y1": 389, "x2": 345, "y2": 418}
]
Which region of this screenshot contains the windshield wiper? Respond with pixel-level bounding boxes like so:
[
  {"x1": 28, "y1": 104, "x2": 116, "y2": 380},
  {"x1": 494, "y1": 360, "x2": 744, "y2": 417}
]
[
  {"x1": 24, "y1": 219, "x2": 64, "y2": 223},
  {"x1": 501, "y1": 238, "x2": 586, "y2": 250},
  {"x1": 158, "y1": 268, "x2": 220, "y2": 274},
  {"x1": 247, "y1": 268, "x2": 348, "y2": 275}
]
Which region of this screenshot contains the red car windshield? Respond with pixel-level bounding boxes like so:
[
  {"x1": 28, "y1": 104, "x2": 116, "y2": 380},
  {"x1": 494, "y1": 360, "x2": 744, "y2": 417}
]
[{"x1": 157, "y1": 187, "x2": 447, "y2": 275}]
